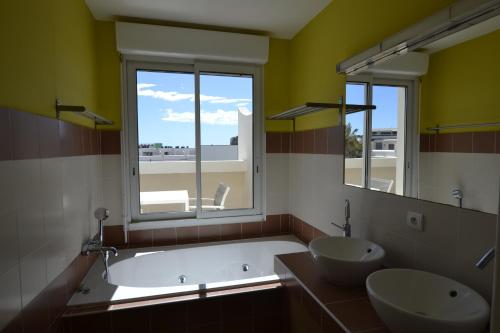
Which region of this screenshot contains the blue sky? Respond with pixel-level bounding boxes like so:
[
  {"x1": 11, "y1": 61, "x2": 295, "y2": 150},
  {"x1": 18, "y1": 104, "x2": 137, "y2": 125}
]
[
  {"x1": 346, "y1": 83, "x2": 402, "y2": 135},
  {"x1": 137, "y1": 70, "x2": 252, "y2": 147}
]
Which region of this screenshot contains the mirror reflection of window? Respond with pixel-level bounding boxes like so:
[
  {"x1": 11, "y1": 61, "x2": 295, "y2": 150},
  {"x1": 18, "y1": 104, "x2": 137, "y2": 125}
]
[
  {"x1": 371, "y1": 85, "x2": 407, "y2": 196},
  {"x1": 341, "y1": 11, "x2": 500, "y2": 214},
  {"x1": 344, "y1": 83, "x2": 367, "y2": 188},
  {"x1": 344, "y1": 81, "x2": 409, "y2": 196}
]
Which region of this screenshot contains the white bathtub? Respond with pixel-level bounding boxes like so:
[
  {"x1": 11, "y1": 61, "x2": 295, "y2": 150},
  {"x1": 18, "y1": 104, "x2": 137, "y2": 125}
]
[{"x1": 68, "y1": 235, "x2": 307, "y2": 306}]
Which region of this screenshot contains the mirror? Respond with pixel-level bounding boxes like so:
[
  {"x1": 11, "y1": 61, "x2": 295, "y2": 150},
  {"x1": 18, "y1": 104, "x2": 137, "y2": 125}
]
[{"x1": 343, "y1": 14, "x2": 500, "y2": 214}]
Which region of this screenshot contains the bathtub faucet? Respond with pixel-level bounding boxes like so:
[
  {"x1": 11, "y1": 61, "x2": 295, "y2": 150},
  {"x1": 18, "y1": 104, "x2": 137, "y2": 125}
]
[{"x1": 81, "y1": 208, "x2": 118, "y2": 282}]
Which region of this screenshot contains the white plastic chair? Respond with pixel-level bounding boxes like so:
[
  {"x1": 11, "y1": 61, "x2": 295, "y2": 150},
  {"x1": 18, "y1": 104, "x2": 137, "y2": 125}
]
[
  {"x1": 370, "y1": 178, "x2": 394, "y2": 193},
  {"x1": 189, "y1": 183, "x2": 231, "y2": 210}
]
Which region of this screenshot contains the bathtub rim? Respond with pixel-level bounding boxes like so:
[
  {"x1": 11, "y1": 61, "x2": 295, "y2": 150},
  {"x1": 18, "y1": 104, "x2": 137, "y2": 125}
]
[
  {"x1": 67, "y1": 234, "x2": 306, "y2": 310},
  {"x1": 63, "y1": 279, "x2": 284, "y2": 318}
]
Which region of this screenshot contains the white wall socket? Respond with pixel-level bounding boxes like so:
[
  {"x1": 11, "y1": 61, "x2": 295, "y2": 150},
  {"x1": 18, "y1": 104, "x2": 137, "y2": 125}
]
[{"x1": 407, "y1": 212, "x2": 424, "y2": 231}]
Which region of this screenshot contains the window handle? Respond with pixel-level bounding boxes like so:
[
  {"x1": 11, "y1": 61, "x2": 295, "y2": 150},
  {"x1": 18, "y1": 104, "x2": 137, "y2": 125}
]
[{"x1": 132, "y1": 167, "x2": 136, "y2": 176}]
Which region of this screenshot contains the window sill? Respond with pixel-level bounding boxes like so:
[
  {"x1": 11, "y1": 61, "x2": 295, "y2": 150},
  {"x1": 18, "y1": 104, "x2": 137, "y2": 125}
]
[{"x1": 128, "y1": 214, "x2": 265, "y2": 230}]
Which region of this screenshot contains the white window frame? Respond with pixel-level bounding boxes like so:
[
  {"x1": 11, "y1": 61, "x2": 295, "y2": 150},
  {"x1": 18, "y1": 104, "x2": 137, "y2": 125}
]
[
  {"x1": 122, "y1": 58, "x2": 264, "y2": 224},
  {"x1": 345, "y1": 74, "x2": 419, "y2": 197}
]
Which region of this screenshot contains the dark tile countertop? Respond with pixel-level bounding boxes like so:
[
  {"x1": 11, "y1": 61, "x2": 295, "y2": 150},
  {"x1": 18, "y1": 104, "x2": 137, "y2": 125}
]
[{"x1": 275, "y1": 252, "x2": 390, "y2": 333}]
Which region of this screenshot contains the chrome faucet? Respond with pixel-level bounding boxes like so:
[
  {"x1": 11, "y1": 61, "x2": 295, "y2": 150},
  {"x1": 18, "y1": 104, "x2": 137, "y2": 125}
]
[
  {"x1": 82, "y1": 208, "x2": 118, "y2": 281},
  {"x1": 451, "y1": 188, "x2": 463, "y2": 208},
  {"x1": 476, "y1": 247, "x2": 495, "y2": 270},
  {"x1": 332, "y1": 199, "x2": 351, "y2": 237}
]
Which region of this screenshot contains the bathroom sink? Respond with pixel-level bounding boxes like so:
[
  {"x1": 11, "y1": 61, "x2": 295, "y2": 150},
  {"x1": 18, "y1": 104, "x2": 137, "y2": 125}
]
[
  {"x1": 308, "y1": 236, "x2": 385, "y2": 286},
  {"x1": 366, "y1": 268, "x2": 490, "y2": 333}
]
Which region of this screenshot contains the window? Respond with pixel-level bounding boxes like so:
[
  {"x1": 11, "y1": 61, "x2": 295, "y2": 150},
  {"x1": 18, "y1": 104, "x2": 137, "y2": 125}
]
[
  {"x1": 344, "y1": 83, "x2": 367, "y2": 188},
  {"x1": 344, "y1": 78, "x2": 416, "y2": 196},
  {"x1": 125, "y1": 61, "x2": 263, "y2": 222}
]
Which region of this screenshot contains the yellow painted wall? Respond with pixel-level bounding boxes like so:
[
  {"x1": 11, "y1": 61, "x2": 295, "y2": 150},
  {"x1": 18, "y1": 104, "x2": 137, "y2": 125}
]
[
  {"x1": 95, "y1": 21, "x2": 122, "y2": 130},
  {"x1": 0, "y1": 0, "x2": 101, "y2": 128},
  {"x1": 0, "y1": 0, "x2": 460, "y2": 132},
  {"x1": 420, "y1": 29, "x2": 500, "y2": 133},
  {"x1": 285, "y1": 0, "x2": 454, "y2": 131},
  {"x1": 264, "y1": 38, "x2": 292, "y2": 132}
]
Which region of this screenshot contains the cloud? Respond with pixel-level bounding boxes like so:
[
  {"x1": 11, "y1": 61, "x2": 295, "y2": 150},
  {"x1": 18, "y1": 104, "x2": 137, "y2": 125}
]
[
  {"x1": 161, "y1": 109, "x2": 194, "y2": 123},
  {"x1": 201, "y1": 109, "x2": 238, "y2": 125},
  {"x1": 201, "y1": 96, "x2": 252, "y2": 104},
  {"x1": 161, "y1": 108, "x2": 238, "y2": 125},
  {"x1": 137, "y1": 83, "x2": 156, "y2": 90},
  {"x1": 138, "y1": 84, "x2": 251, "y2": 105},
  {"x1": 138, "y1": 87, "x2": 194, "y2": 102}
]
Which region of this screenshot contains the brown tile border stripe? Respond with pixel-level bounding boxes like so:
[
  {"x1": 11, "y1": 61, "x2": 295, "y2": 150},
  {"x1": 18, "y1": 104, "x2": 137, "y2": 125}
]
[
  {"x1": 0, "y1": 108, "x2": 120, "y2": 161},
  {"x1": 1, "y1": 253, "x2": 98, "y2": 333},
  {"x1": 289, "y1": 215, "x2": 327, "y2": 245},
  {"x1": 104, "y1": 214, "x2": 294, "y2": 249},
  {"x1": 100, "y1": 130, "x2": 121, "y2": 155},
  {"x1": 420, "y1": 131, "x2": 500, "y2": 154},
  {"x1": 105, "y1": 214, "x2": 326, "y2": 250},
  {"x1": 266, "y1": 126, "x2": 344, "y2": 155}
]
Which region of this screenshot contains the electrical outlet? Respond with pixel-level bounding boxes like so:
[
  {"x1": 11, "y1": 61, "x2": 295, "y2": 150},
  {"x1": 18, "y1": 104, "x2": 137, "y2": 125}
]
[{"x1": 407, "y1": 212, "x2": 424, "y2": 231}]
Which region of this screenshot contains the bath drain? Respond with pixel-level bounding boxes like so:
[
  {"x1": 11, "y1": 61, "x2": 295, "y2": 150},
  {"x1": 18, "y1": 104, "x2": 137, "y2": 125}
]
[
  {"x1": 178, "y1": 275, "x2": 187, "y2": 284},
  {"x1": 242, "y1": 264, "x2": 249, "y2": 272}
]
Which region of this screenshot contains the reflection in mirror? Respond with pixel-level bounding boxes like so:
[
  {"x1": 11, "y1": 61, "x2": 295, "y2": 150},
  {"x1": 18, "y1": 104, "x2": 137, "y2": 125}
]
[
  {"x1": 343, "y1": 15, "x2": 500, "y2": 214},
  {"x1": 370, "y1": 85, "x2": 406, "y2": 196},
  {"x1": 345, "y1": 83, "x2": 367, "y2": 188},
  {"x1": 344, "y1": 79, "x2": 411, "y2": 197}
]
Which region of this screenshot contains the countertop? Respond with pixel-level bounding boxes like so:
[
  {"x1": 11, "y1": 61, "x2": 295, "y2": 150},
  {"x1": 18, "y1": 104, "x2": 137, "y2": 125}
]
[{"x1": 275, "y1": 251, "x2": 390, "y2": 333}]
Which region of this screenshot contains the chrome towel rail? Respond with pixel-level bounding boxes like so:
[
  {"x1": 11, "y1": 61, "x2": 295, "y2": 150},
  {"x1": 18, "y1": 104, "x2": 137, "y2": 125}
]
[{"x1": 426, "y1": 121, "x2": 500, "y2": 133}]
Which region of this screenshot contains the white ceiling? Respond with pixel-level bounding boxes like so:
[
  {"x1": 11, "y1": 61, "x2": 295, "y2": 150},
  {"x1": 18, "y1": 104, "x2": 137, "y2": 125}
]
[{"x1": 85, "y1": 0, "x2": 331, "y2": 39}]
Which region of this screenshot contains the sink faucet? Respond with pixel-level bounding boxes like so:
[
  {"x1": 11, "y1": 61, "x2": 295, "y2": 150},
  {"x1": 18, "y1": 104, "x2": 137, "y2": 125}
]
[
  {"x1": 81, "y1": 208, "x2": 118, "y2": 281},
  {"x1": 332, "y1": 199, "x2": 351, "y2": 237},
  {"x1": 451, "y1": 188, "x2": 463, "y2": 208},
  {"x1": 476, "y1": 247, "x2": 495, "y2": 270}
]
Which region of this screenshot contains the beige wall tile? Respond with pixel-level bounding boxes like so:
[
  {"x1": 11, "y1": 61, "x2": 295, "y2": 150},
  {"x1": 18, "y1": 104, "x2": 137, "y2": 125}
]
[
  {"x1": 415, "y1": 200, "x2": 460, "y2": 247},
  {"x1": 414, "y1": 242, "x2": 457, "y2": 280},
  {"x1": 266, "y1": 154, "x2": 290, "y2": 215},
  {"x1": 0, "y1": 161, "x2": 16, "y2": 216},
  {"x1": 0, "y1": 266, "x2": 22, "y2": 330},
  {"x1": 455, "y1": 209, "x2": 497, "y2": 300},
  {"x1": 15, "y1": 160, "x2": 44, "y2": 257},
  {"x1": 20, "y1": 247, "x2": 47, "y2": 306},
  {"x1": 0, "y1": 212, "x2": 19, "y2": 277}
]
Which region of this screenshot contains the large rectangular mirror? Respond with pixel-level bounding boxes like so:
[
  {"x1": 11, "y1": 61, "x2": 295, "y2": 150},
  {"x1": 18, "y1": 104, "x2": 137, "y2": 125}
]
[{"x1": 343, "y1": 14, "x2": 500, "y2": 214}]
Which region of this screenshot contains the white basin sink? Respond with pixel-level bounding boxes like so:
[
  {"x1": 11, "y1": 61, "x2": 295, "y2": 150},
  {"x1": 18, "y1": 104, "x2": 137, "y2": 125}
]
[
  {"x1": 308, "y1": 236, "x2": 385, "y2": 286},
  {"x1": 366, "y1": 268, "x2": 490, "y2": 333}
]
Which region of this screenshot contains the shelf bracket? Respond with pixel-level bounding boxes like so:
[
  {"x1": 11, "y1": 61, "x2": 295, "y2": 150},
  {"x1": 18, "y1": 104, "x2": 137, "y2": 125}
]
[{"x1": 55, "y1": 99, "x2": 113, "y2": 126}]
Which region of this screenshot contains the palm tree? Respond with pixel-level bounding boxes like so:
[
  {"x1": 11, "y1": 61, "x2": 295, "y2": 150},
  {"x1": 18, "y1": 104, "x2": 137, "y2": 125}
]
[{"x1": 345, "y1": 123, "x2": 363, "y2": 158}]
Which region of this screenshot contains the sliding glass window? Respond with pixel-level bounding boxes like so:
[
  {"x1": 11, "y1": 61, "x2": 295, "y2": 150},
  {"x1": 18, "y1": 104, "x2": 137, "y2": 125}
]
[{"x1": 126, "y1": 62, "x2": 262, "y2": 222}]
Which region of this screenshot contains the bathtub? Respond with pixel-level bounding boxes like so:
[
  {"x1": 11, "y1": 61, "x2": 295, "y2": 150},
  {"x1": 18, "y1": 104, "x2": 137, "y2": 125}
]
[{"x1": 68, "y1": 235, "x2": 307, "y2": 306}]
